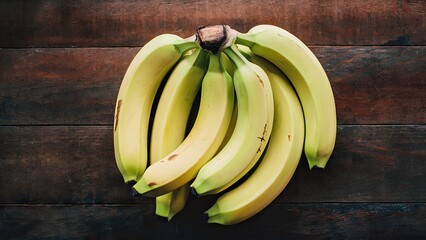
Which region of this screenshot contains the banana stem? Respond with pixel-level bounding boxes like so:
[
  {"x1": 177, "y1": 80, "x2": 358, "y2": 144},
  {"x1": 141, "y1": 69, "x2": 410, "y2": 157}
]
[
  {"x1": 207, "y1": 53, "x2": 221, "y2": 72},
  {"x1": 222, "y1": 45, "x2": 248, "y2": 70},
  {"x1": 174, "y1": 40, "x2": 199, "y2": 54},
  {"x1": 234, "y1": 33, "x2": 256, "y2": 48},
  {"x1": 193, "y1": 48, "x2": 210, "y2": 69}
]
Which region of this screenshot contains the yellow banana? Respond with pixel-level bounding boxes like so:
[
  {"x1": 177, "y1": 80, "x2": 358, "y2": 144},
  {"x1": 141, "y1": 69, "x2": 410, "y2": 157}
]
[
  {"x1": 150, "y1": 48, "x2": 209, "y2": 220},
  {"x1": 205, "y1": 47, "x2": 305, "y2": 225},
  {"x1": 190, "y1": 44, "x2": 274, "y2": 196},
  {"x1": 132, "y1": 53, "x2": 234, "y2": 197},
  {"x1": 236, "y1": 24, "x2": 337, "y2": 169},
  {"x1": 114, "y1": 34, "x2": 197, "y2": 183}
]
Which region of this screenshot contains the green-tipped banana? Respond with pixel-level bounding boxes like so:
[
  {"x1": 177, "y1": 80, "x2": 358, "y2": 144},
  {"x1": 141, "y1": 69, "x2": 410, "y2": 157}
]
[
  {"x1": 155, "y1": 185, "x2": 190, "y2": 221},
  {"x1": 150, "y1": 48, "x2": 209, "y2": 220},
  {"x1": 132, "y1": 54, "x2": 234, "y2": 197},
  {"x1": 206, "y1": 48, "x2": 305, "y2": 225},
  {"x1": 114, "y1": 34, "x2": 197, "y2": 183},
  {"x1": 190, "y1": 44, "x2": 274, "y2": 196},
  {"x1": 236, "y1": 25, "x2": 337, "y2": 169}
]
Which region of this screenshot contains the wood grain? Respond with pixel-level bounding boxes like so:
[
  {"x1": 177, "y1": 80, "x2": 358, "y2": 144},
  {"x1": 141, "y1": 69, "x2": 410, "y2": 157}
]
[
  {"x1": 0, "y1": 126, "x2": 138, "y2": 204},
  {"x1": 1, "y1": 203, "x2": 425, "y2": 239},
  {"x1": 0, "y1": 0, "x2": 424, "y2": 47},
  {"x1": 1, "y1": 46, "x2": 424, "y2": 125},
  {"x1": 281, "y1": 125, "x2": 426, "y2": 203},
  {"x1": 0, "y1": 125, "x2": 424, "y2": 204},
  {"x1": 0, "y1": 48, "x2": 131, "y2": 125}
]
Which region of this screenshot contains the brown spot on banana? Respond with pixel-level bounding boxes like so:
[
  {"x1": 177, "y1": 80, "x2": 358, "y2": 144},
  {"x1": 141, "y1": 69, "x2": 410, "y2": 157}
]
[
  {"x1": 168, "y1": 154, "x2": 178, "y2": 160},
  {"x1": 256, "y1": 75, "x2": 264, "y2": 87},
  {"x1": 288, "y1": 134, "x2": 292, "y2": 141},
  {"x1": 148, "y1": 182, "x2": 157, "y2": 187},
  {"x1": 256, "y1": 123, "x2": 269, "y2": 152},
  {"x1": 257, "y1": 122, "x2": 268, "y2": 142},
  {"x1": 114, "y1": 99, "x2": 122, "y2": 131}
]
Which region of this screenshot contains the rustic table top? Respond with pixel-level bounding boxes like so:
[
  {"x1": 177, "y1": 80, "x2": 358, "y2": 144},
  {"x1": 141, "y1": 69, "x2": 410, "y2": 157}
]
[{"x1": 0, "y1": 1, "x2": 425, "y2": 239}]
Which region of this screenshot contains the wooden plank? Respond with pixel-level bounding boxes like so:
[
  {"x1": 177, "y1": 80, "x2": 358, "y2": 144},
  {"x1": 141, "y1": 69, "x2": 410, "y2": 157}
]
[
  {"x1": 280, "y1": 125, "x2": 426, "y2": 202},
  {"x1": 319, "y1": 46, "x2": 426, "y2": 124},
  {"x1": 0, "y1": 0, "x2": 424, "y2": 47},
  {"x1": 0, "y1": 125, "x2": 424, "y2": 204},
  {"x1": 0, "y1": 126, "x2": 144, "y2": 204},
  {"x1": 0, "y1": 48, "x2": 133, "y2": 125},
  {"x1": 1, "y1": 46, "x2": 425, "y2": 125},
  {"x1": 0, "y1": 203, "x2": 425, "y2": 239}
]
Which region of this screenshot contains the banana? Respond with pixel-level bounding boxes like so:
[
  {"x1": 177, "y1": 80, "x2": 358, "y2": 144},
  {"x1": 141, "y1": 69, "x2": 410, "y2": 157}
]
[
  {"x1": 190, "y1": 44, "x2": 274, "y2": 196},
  {"x1": 197, "y1": 45, "x2": 272, "y2": 195},
  {"x1": 150, "y1": 48, "x2": 209, "y2": 220},
  {"x1": 150, "y1": 48, "x2": 208, "y2": 163},
  {"x1": 114, "y1": 34, "x2": 197, "y2": 183},
  {"x1": 155, "y1": 185, "x2": 190, "y2": 221},
  {"x1": 199, "y1": 57, "x2": 238, "y2": 196},
  {"x1": 236, "y1": 25, "x2": 337, "y2": 169},
  {"x1": 205, "y1": 47, "x2": 305, "y2": 225},
  {"x1": 132, "y1": 53, "x2": 234, "y2": 197}
]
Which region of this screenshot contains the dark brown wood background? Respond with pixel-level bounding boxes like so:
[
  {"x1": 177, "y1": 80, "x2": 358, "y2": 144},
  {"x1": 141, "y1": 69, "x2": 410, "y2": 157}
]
[{"x1": 1, "y1": 0, "x2": 425, "y2": 239}]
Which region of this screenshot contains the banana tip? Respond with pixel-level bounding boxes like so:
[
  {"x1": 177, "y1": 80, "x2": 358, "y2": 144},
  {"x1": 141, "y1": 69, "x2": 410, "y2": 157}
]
[
  {"x1": 125, "y1": 180, "x2": 136, "y2": 186},
  {"x1": 309, "y1": 164, "x2": 326, "y2": 171},
  {"x1": 202, "y1": 213, "x2": 209, "y2": 223},
  {"x1": 131, "y1": 187, "x2": 141, "y2": 197},
  {"x1": 190, "y1": 187, "x2": 199, "y2": 197},
  {"x1": 155, "y1": 215, "x2": 169, "y2": 223}
]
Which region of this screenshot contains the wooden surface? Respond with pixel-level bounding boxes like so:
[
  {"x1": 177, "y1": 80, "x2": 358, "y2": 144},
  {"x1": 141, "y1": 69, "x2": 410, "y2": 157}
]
[{"x1": 0, "y1": 0, "x2": 425, "y2": 239}]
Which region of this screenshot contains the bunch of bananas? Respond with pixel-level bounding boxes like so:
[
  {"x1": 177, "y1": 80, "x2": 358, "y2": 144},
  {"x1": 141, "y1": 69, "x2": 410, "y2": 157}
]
[{"x1": 113, "y1": 24, "x2": 336, "y2": 225}]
